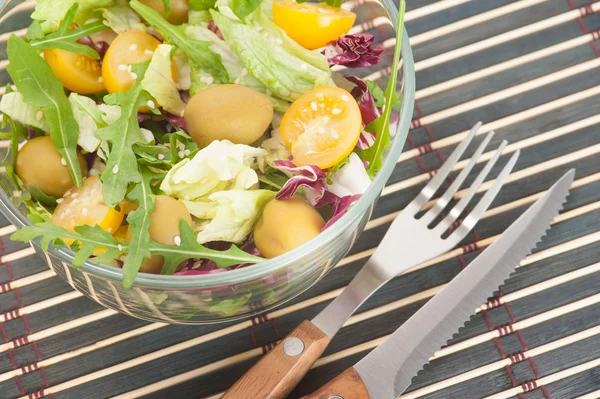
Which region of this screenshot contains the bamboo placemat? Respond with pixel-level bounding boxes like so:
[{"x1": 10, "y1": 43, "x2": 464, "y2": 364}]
[{"x1": 0, "y1": 0, "x2": 599, "y2": 398}]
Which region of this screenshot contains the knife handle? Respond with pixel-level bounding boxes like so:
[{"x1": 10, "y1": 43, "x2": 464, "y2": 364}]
[
  {"x1": 222, "y1": 320, "x2": 330, "y2": 399},
  {"x1": 305, "y1": 367, "x2": 370, "y2": 399}
]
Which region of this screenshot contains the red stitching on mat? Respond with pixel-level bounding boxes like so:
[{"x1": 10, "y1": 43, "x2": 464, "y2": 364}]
[{"x1": 567, "y1": 0, "x2": 600, "y2": 57}]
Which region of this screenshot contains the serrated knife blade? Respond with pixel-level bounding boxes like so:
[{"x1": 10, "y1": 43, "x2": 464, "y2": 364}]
[{"x1": 307, "y1": 169, "x2": 574, "y2": 399}]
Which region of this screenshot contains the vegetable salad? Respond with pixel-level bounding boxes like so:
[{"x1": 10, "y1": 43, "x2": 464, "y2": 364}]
[{"x1": 4, "y1": 0, "x2": 406, "y2": 288}]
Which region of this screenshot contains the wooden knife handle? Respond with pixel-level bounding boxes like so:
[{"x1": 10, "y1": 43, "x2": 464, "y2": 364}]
[
  {"x1": 305, "y1": 367, "x2": 370, "y2": 399},
  {"x1": 222, "y1": 320, "x2": 330, "y2": 399}
]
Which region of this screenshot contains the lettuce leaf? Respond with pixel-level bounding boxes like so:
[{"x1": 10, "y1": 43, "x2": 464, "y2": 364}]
[
  {"x1": 211, "y1": 10, "x2": 335, "y2": 102},
  {"x1": 141, "y1": 44, "x2": 186, "y2": 117},
  {"x1": 100, "y1": 0, "x2": 146, "y2": 34},
  {"x1": 0, "y1": 92, "x2": 49, "y2": 132},
  {"x1": 195, "y1": 189, "x2": 275, "y2": 244},
  {"x1": 69, "y1": 93, "x2": 121, "y2": 152},
  {"x1": 160, "y1": 139, "x2": 266, "y2": 200},
  {"x1": 31, "y1": 0, "x2": 114, "y2": 33}
]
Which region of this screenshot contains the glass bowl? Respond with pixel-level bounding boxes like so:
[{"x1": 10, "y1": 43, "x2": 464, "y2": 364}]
[{"x1": 0, "y1": 0, "x2": 415, "y2": 324}]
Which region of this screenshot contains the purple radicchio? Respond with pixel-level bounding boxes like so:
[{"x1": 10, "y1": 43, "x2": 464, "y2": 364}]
[
  {"x1": 322, "y1": 33, "x2": 384, "y2": 69},
  {"x1": 344, "y1": 75, "x2": 383, "y2": 149},
  {"x1": 274, "y1": 160, "x2": 328, "y2": 206},
  {"x1": 320, "y1": 191, "x2": 362, "y2": 231},
  {"x1": 77, "y1": 37, "x2": 109, "y2": 61},
  {"x1": 165, "y1": 113, "x2": 189, "y2": 131},
  {"x1": 208, "y1": 20, "x2": 224, "y2": 40}
]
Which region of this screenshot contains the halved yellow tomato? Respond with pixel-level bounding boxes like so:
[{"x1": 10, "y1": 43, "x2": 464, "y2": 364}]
[
  {"x1": 52, "y1": 176, "x2": 125, "y2": 239},
  {"x1": 44, "y1": 48, "x2": 105, "y2": 94},
  {"x1": 102, "y1": 31, "x2": 160, "y2": 93},
  {"x1": 280, "y1": 87, "x2": 362, "y2": 169},
  {"x1": 272, "y1": 0, "x2": 356, "y2": 50}
]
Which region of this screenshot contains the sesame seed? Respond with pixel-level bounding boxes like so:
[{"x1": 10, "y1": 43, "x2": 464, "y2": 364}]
[
  {"x1": 178, "y1": 143, "x2": 186, "y2": 151},
  {"x1": 72, "y1": 198, "x2": 80, "y2": 204},
  {"x1": 118, "y1": 64, "x2": 127, "y2": 71},
  {"x1": 64, "y1": 189, "x2": 72, "y2": 197},
  {"x1": 119, "y1": 255, "x2": 126, "y2": 261},
  {"x1": 129, "y1": 44, "x2": 138, "y2": 51},
  {"x1": 157, "y1": 153, "x2": 165, "y2": 160},
  {"x1": 112, "y1": 165, "x2": 119, "y2": 174},
  {"x1": 12, "y1": 190, "x2": 21, "y2": 198},
  {"x1": 147, "y1": 100, "x2": 155, "y2": 109},
  {"x1": 241, "y1": 68, "x2": 248, "y2": 76},
  {"x1": 173, "y1": 236, "x2": 181, "y2": 246},
  {"x1": 178, "y1": 150, "x2": 185, "y2": 158},
  {"x1": 60, "y1": 157, "x2": 67, "y2": 166},
  {"x1": 102, "y1": 20, "x2": 110, "y2": 26},
  {"x1": 56, "y1": 198, "x2": 64, "y2": 204},
  {"x1": 310, "y1": 101, "x2": 318, "y2": 111},
  {"x1": 98, "y1": 76, "x2": 104, "y2": 83},
  {"x1": 184, "y1": 149, "x2": 190, "y2": 156},
  {"x1": 317, "y1": 126, "x2": 325, "y2": 134},
  {"x1": 107, "y1": 227, "x2": 113, "y2": 233},
  {"x1": 183, "y1": 195, "x2": 190, "y2": 201},
  {"x1": 332, "y1": 108, "x2": 342, "y2": 115},
  {"x1": 144, "y1": 49, "x2": 154, "y2": 56},
  {"x1": 35, "y1": 110, "x2": 44, "y2": 121},
  {"x1": 206, "y1": 77, "x2": 214, "y2": 85},
  {"x1": 129, "y1": 72, "x2": 138, "y2": 80},
  {"x1": 234, "y1": 78, "x2": 240, "y2": 85},
  {"x1": 341, "y1": 94, "x2": 350, "y2": 102},
  {"x1": 82, "y1": 207, "x2": 88, "y2": 216},
  {"x1": 117, "y1": 244, "x2": 123, "y2": 252},
  {"x1": 71, "y1": 192, "x2": 79, "y2": 198},
  {"x1": 301, "y1": 63, "x2": 308, "y2": 71},
  {"x1": 200, "y1": 76, "x2": 208, "y2": 84}
]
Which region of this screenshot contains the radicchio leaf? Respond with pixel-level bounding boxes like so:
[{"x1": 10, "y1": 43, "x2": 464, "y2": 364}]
[
  {"x1": 165, "y1": 113, "x2": 189, "y2": 131},
  {"x1": 77, "y1": 37, "x2": 109, "y2": 61},
  {"x1": 274, "y1": 160, "x2": 327, "y2": 206},
  {"x1": 345, "y1": 75, "x2": 381, "y2": 127},
  {"x1": 322, "y1": 33, "x2": 384, "y2": 69},
  {"x1": 208, "y1": 20, "x2": 224, "y2": 40},
  {"x1": 320, "y1": 192, "x2": 362, "y2": 230}
]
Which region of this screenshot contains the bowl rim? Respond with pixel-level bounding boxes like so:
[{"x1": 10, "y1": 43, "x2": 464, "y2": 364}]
[{"x1": 0, "y1": 0, "x2": 416, "y2": 289}]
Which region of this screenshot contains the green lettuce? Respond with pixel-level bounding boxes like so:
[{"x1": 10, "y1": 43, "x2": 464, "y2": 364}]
[
  {"x1": 183, "y1": 25, "x2": 289, "y2": 111},
  {"x1": 210, "y1": 10, "x2": 335, "y2": 102},
  {"x1": 31, "y1": 0, "x2": 115, "y2": 33},
  {"x1": 141, "y1": 44, "x2": 186, "y2": 116},
  {"x1": 0, "y1": 92, "x2": 49, "y2": 132},
  {"x1": 160, "y1": 139, "x2": 267, "y2": 200},
  {"x1": 188, "y1": 10, "x2": 212, "y2": 25},
  {"x1": 195, "y1": 189, "x2": 275, "y2": 244},
  {"x1": 100, "y1": 0, "x2": 146, "y2": 33}
]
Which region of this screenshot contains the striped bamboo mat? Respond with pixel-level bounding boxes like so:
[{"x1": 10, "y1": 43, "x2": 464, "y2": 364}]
[{"x1": 0, "y1": 0, "x2": 599, "y2": 398}]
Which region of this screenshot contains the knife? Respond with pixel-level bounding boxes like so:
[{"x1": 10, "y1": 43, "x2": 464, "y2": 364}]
[{"x1": 306, "y1": 169, "x2": 574, "y2": 399}]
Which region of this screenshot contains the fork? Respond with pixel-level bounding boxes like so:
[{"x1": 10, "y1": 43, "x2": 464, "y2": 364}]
[{"x1": 222, "y1": 122, "x2": 520, "y2": 399}]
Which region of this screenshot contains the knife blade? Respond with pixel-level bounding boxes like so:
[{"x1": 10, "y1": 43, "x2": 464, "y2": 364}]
[{"x1": 306, "y1": 169, "x2": 574, "y2": 399}]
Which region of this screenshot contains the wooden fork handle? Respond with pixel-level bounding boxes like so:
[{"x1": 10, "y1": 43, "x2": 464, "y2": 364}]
[
  {"x1": 222, "y1": 320, "x2": 330, "y2": 399},
  {"x1": 305, "y1": 367, "x2": 370, "y2": 399}
]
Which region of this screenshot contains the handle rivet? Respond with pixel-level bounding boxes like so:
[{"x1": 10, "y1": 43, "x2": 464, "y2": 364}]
[
  {"x1": 328, "y1": 396, "x2": 343, "y2": 399},
  {"x1": 283, "y1": 337, "x2": 304, "y2": 356}
]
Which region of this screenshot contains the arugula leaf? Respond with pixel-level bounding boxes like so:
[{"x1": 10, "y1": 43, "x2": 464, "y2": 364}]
[
  {"x1": 28, "y1": 185, "x2": 57, "y2": 206},
  {"x1": 71, "y1": 93, "x2": 109, "y2": 128},
  {"x1": 360, "y1": 0, "x2": 405, "y2": 176},
  {"x1": 162, "y1": 0, "x2": 172, "y2": 16},
  {"x1": 11, "y1": 220, "x2": 265, "y2": 285},
  {"x1": 122, "y1": 167, "x2": 155, "y2": 287},
  {"x1": 29, "y1": 3, "x2": 108, "y2": 59},
  {"x1": 189, "y1": 0, "x2": 217, "y2": 11},
  {"x1": 7, "y1": 35, "x2": 84, "y2": 187},
  {"x1": 366, "y1": 80, "x2": 385, "y2": 108},
  {"x1": 95, "y1": 62, "x2": 152, "y2": 207},
  {"x1": 209, "y1": 293, "x2": 252, "y2": 317},
  {"x1": 2, "y1": 114, "x2": 27, "y2": 185},
  {"x1": 130, "y1": 0, "x2": 229, "y2": 83},
  {"x1": 156, "y1": 220, "x2": 265, "y2": 275},
  {"x1": 232, "y1": 0, "x2": 263, "y2": 18},
  {"x1": 296, "y1": 0, "x2": 343, "y2": 8}
]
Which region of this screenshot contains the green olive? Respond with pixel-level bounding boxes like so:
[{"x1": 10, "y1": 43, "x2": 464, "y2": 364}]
[
  {"x1": 185, "y1": 84, "x2": 274, "y2": 147},
  {"x1": 149, "y1": 195, "x2": 193, "y2": 245},
  {"x1": 139, "y1": 0, "x2": 190, "y2": 24},
  {"x1": 16, "y1": 136, "x2": 88, "y2": 198},
  {"x1": 254, "y1": 198, "x2": 325, "y2": 258}
]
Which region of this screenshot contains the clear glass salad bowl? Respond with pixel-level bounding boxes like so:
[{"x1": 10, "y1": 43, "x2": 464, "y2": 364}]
[{"x1": 0, "y1": 0, "x2": 415, "y2": 324}]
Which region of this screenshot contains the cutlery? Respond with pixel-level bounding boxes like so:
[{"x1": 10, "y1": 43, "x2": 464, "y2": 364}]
[
  {"x1": 223, "y1": 123, "x2": 520, "y2": 399},
  {"x1": 307, "y1": 169, "x2": 574, "y2": 399}
]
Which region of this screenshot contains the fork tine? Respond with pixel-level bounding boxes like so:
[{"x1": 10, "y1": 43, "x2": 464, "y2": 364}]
[
  {"x1": 405, "y1": 122, "x2": 482, "y2": 214},
  {"x1": 434, "y1": 142, "x2": 515, "y2": 237},
  {"x1": 420, "y1": 131, "x2": 495, "y2": 225}
]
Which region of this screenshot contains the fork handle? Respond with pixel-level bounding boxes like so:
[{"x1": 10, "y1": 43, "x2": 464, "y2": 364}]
[{"x1": 222, "y1": 320, "x2": 330, "y2": 399}]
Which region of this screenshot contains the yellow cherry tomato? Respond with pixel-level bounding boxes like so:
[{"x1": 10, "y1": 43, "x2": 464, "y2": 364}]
[
  {"x1": 44, "y1": 48, "x2": 105, "y2": 94},
  {"x1": 52, "y1": 176, "x2": 125, "y2": 240},
  {"x1": 102, "y1": 31, "x2": 160, "y2": 93},
  {"x1": 280, "y1": 87, "x2": 362, "y2": 169},
  {"x1": 272, "y1": 0, "x2": 356, "y2": 50}
]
